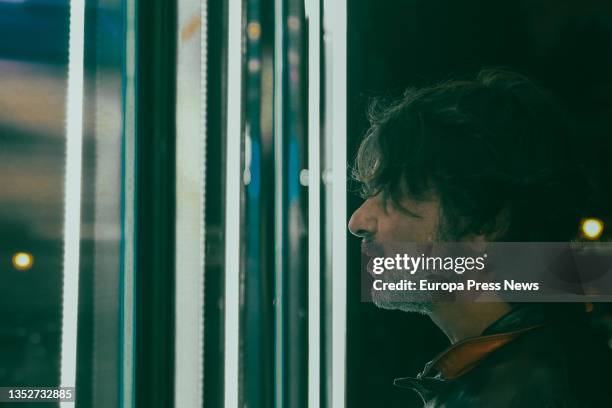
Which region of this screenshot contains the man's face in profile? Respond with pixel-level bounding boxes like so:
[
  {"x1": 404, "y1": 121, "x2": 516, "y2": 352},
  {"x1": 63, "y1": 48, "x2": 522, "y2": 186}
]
[
  {"x1": 348, "y1": 192, "x2": 441, "y2": 312},
  {"x1": 349, "y1": 69, "x2": 585, "y2": 314}
]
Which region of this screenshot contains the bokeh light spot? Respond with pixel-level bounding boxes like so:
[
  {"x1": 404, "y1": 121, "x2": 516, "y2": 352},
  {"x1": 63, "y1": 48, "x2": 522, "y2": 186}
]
[
  {"x1": 582, "y1": 218, "x2": 604, "y2": 240},
  {"x1": 12, "y1": 252, "x2": 34, "y2": 271}
]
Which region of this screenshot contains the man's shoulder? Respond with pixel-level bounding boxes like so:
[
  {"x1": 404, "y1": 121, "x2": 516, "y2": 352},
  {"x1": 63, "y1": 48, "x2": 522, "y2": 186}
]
[
  {"x1": 467, "y1": 323, "x2": 612, "y2": 407},
  {"x1": 437, "y1": 355, "x2": 582, "y2": 408},
  {"x1": 423, "y1": 320, "x2": 612, "y2": 407}
]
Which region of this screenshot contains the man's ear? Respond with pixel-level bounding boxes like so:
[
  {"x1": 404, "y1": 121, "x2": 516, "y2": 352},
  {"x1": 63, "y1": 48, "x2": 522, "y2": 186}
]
[
  {"x1": 463, "y1": 232, "x2": 488, "y2": 252},
  {"x1": 485, "y1": 207, "x2": 511, "y2": 241}
]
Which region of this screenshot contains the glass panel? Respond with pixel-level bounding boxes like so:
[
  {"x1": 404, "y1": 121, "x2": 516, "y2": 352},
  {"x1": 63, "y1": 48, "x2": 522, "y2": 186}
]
[
  {"x1": 202, "y1": 1, "x2": 226, "y2": 407},
  {"x1": 243, "y1": 0, "x2": 276, "y2": 407},
  {"x1": 0, "y1": 0, "x2": 69, "y2": 393},
  {"x1": 277, "y1": 0, "x2": 309, "y2": 406},
  {"x1": 206, "y1": 1, "x2": 347, "y2": 407},
  {"x1": 0, "y1": 0, "x2": 130, "y2": 406},
  {"x1": 79, "y1": 0, "x2": 131, "y2": 406}
]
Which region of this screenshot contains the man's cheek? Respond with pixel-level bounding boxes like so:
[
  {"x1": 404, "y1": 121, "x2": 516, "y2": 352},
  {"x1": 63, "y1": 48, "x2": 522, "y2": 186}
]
[{"x1": 390, "y1": 220, "x2": 421, "y2": 241}]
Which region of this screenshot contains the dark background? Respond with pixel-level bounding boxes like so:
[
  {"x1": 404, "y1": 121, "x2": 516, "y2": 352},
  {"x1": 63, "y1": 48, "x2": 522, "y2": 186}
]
[{"x1": 347, "y1": 1, "x2": 612, "y2": 406}]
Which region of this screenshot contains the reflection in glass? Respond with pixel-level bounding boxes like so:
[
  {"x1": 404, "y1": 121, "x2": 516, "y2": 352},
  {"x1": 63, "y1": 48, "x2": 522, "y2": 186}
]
[{"x1": 0, "y1": 0, "x2": 69, "y2": 393}]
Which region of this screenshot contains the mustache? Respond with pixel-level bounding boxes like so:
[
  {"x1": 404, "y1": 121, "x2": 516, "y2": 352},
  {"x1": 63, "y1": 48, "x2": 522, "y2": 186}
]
[
  {"x1": 362, "y1": 240, "x2": 385, "y2": 257},
  {"x1": 362, "y1": 240, "x2": 435, "y2": 258}
]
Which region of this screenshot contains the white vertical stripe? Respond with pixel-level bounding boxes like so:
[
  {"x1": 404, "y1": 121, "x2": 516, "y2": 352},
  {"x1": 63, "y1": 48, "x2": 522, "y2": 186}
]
[
  {"x1": 323, "y1": 0, "x2": 347, "y2": 407},
  {"x1": 273, "y1": 0, "x2": 285, "y2": 405},
  {"x1": 122, "y1": 0, "x2": 137, "y2": 407},
  {"x1": 306, "y1": 0, "x2": 321, "y2": 407},
  {"x1": 60, "y1": 0, "x2": 86, "y2": 405},
  {"x1": 199, "y1": 0, "x2": 208, "y2": 402},
  {"x1": 224, "y1": 0, "x2": 243, "y2": 407},
  {"x1": 174, "y1": 1, "x2": 206, "y2": 407}
]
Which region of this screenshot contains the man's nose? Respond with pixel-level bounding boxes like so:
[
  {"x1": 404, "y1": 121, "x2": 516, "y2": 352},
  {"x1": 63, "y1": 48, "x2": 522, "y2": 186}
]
[{"x1": 348, "y1": 201, "x2": 377, "y2": 239}]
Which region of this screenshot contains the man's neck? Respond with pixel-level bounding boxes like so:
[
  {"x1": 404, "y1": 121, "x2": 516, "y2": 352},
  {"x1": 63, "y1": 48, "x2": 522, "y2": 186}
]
[{"x1": 429, "y1": 302, "x2": 512, "y2": 344}]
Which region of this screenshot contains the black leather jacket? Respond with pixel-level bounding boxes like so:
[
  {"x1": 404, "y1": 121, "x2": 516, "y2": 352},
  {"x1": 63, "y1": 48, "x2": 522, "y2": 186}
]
[{"x1": 394, "y1": 305, "x2": 612, "y2": 407}]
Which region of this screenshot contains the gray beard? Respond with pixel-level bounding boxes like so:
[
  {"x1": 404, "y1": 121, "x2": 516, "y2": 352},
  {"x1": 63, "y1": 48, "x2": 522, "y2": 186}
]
[{"x1": 373, "y1": 298, "x2": 433, "y2": 315}]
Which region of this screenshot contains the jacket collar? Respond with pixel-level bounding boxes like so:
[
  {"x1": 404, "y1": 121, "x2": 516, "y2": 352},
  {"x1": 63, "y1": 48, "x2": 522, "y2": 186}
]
[
  {"x1": 395, "y1": 304, "x2": 549, "y2": 389},
  {"x1": 418, "y1": 324, "x2": 543, "y2": 380}
]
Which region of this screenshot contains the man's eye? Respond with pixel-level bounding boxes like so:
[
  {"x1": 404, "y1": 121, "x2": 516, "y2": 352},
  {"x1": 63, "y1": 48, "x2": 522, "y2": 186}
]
[
  {"x1": 396, "y1": 204, "x2": 423, "y2": 219},
  {"x1": 382, "y1": 191, "x2": 423, "y2": 219}
]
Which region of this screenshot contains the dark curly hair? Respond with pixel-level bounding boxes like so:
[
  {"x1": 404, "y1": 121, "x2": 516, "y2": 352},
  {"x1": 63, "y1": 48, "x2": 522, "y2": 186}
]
[{"x1": 353, "y1": 68, "x2": 587, "y2": 241}]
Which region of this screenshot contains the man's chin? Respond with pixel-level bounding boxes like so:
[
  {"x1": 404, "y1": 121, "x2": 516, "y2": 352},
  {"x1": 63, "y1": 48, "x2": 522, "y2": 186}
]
[{"x1": 372, "y1": 296, "x2": 433, "y2": 315}]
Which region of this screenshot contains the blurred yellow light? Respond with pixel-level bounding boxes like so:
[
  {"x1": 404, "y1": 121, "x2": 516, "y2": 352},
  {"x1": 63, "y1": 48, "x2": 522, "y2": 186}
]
[
  {"x1": 12, "y1": 252, "x2": 34, "y2": 271},
  {"x1": 582, "y1": 218, "x2": 604, "y2": 240},
  {"x1": 247, "y1": 22, "x2": 261, "y2": 40}
]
